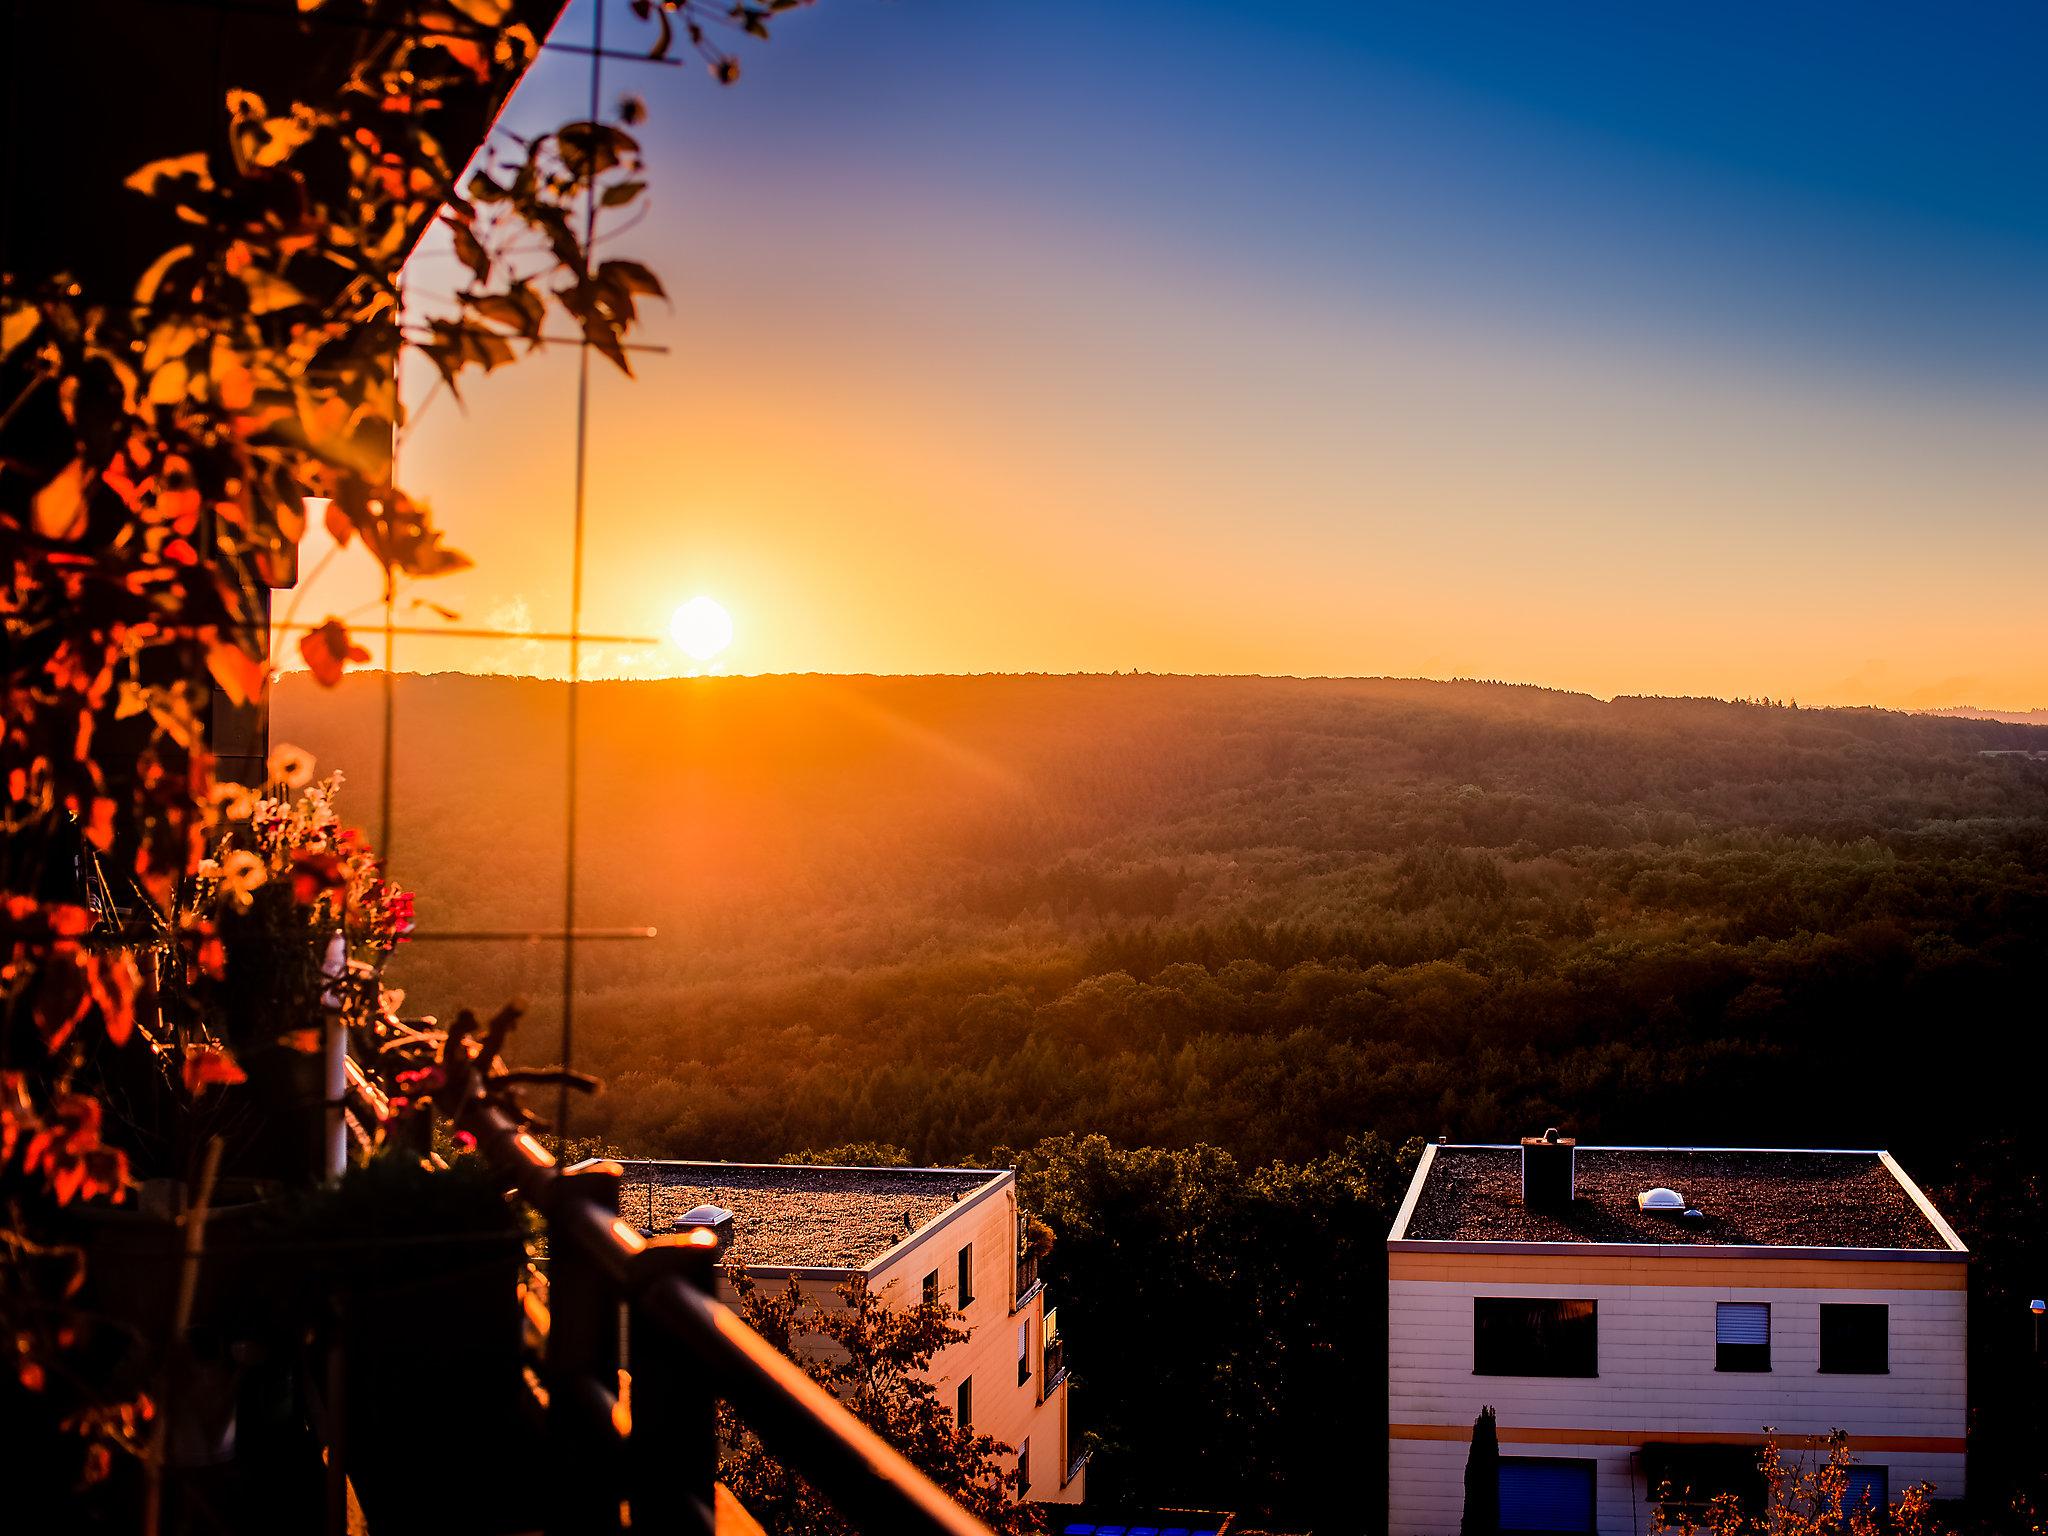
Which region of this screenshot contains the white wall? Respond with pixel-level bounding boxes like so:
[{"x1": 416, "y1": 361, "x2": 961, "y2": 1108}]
[{"x1": 1387, "y1": 1275, "x2": 1966, "y2": 1536}]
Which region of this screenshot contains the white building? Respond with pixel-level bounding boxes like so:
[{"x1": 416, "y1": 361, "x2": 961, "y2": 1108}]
[
  {"x1": 1386, "y1": 1138, "x2": 1967, "y2": 1536},
  {"x1": 615, "y1": 1159, "x2": 1085, "y2": 1506}
]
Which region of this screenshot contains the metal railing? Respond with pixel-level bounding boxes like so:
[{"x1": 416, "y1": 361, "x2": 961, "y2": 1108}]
[
  {"x1": 458, "y1": 1095, "x2": 997, "y2": 1536},
  {"x1": 1041, "y1": 1335, "x2": 1066, "y2": 1395},
  {"x1": 1014, "y1": 1249, "x2": 1040, "y2": 1304}
]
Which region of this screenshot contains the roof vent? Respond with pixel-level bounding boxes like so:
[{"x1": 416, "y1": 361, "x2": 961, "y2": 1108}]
[
  {"x1": 675, "y1": 1203, "x2": 735, "y2": 1248},
  {"x1": 1681, "y1": 1207, "x2": 1707, "y2": 1225},
  {"x1": 1637, "y1": 1187, "x2": 1686, "y2": 1214}
]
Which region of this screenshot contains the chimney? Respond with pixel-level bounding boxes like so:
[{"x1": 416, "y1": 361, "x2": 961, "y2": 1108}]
[
  {"x1": 1521, "y1": 1129, "x2": 1575, "y2": 1209},
  {"x1": 675, "y1": 1202, "x2": 736, "y2": 1249}
]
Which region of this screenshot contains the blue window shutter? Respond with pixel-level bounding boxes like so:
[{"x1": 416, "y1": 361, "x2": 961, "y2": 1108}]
[
  {"x1": 1717, "y1": 1302, "x2": 1770, "y2": 1345},
  {"x1": 1844, "y1": 1467, "x2": 1887, "y2": 1515},
  {"x1": 1499, "y1": 1459, "x2": 1596, "y2": 1533}
]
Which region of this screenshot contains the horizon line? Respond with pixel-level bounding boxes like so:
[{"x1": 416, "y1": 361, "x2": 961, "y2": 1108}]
[{"x1": 272, "y1": 668, "x2": 2048, "y2": 722}]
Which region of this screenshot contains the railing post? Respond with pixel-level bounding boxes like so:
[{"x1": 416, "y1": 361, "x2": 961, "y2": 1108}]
[
  {"x1": 546, "y1": 1160, "x2": 626, "y2": 1536},
  {"x1": 624, "y1": 1231, "x2": 723, "y2": 1536}
]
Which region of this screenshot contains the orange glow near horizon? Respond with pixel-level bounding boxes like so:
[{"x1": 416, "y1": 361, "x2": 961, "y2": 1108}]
[{"x1": 268, "y1": 21, "x2": 2048, "y2": 717}]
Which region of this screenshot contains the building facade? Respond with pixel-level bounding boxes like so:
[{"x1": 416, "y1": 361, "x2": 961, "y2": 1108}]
[
  {"x1": 1386, "y1": 1140, "x2": 1967, "y2": 1536},
  {"x1": 615, "y1": 1159, "x2": 1085, "y2": 1506}
]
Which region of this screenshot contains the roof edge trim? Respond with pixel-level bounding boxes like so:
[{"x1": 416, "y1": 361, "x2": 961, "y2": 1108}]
[
  {"x1": 1387, "y1": 1237, "x2": 1967, "y2": 1262},
  {"x1": 1877, "y1": 1150, "x2": 1969, "y2": 1254}
]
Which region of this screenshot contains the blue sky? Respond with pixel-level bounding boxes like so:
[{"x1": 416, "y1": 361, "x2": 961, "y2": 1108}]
[{"x1": 363, "y1": 0, "x2": 2048, "y2": 704}]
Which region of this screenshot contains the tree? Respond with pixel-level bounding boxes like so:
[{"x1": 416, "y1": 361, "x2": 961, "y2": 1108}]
[
  {"x1": 1460, "y1": 1406, "x2": 1499, "y2": 1536},
  {"x1": 0, "y1": 0, "x2": 805, "y2": 1498},
  {"x1": 719, "y1": 1268, "x2": 1035, "y2": 1536},
  {"x1": 1651, "y1": 1433, "x2": 1955, "y2": 1536}
]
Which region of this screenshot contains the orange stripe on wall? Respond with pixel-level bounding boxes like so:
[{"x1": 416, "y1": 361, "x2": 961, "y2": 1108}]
[
  {"x1": 1388, "y1": 1424, "x2": 1964, "y2": 1454},
  {"x1": 1388, "y1": 1253, "x2": 1966, "y2": 1291}
]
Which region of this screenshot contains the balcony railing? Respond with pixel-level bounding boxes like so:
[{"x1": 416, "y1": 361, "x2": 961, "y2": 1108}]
[
  {"x1": 458, "y1": 1094, "x2": 996, "y2": 1536},
  {"x1": 1014, "y1": 1249, "x2": 1040, "y2": 1306},
  {"x1": 1041, "y1": 1335, "x2": 1067, "y2": 1395}
]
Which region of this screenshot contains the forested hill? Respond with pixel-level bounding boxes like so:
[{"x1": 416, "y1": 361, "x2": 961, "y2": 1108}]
[{"x1": 273, "y1": 672, "x2": 2048, "y2": 1167}]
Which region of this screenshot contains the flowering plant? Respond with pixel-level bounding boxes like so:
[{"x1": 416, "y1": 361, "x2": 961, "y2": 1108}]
[{"x1": 194, "y1": 744, "x2": 416, "y2": 951}]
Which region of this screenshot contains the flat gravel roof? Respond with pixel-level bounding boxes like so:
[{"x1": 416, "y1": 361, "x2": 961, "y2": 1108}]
[
  {"x1": 614, "y1": 1162, "x2": 999, "y2": 1268},
  {"x1": 1403, "y1": 1147, "x2": 1950, "y2": 1249}
]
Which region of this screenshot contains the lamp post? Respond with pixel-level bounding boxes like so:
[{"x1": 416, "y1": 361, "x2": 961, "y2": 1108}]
[{"x1": 2030, "y1": 1298, "x2": 2044, "y2": 1358}]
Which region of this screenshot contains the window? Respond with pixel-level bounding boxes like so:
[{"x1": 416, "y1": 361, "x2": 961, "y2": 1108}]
[
  {"x1": 1716, "y1": 1302, "x2": 1770, "y2": 1372},
  {"x1": 922, "y1": 1269, "x2": 939, "y2": 1308},
  {"x1": 1844, "y1": 1466, "x2": 1887, "y2": 1520},
  {"x1": 1644, "y1": 1444, "x2": 1765, "y2": 1514},
  {"x1": 1499, "y1": 1457, "x2": 1595, "y2": 1534},
  {"x1": 1017, "y1": 1437, "x2": 1031, "y2": 1497},
  {"x1": 1017, "y1": 1318, "x2": 1033, "y2": 1385},
  {"x1": 1474, "y1": 1298, "x2": 1597, "y2": 1377},
  {"x1": 955, "y1": 1376, "x2": 972, "y2": 1429},
  {"x1": 1820, "y1": 1304, "x2": 1889, "y2": 1374},
  {"x1": 958, "y1": 1242, "x2": 975, "y2": 1307}
]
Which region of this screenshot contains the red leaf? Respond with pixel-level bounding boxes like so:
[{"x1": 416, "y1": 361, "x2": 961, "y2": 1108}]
[
  {"x1": 88, "y1": 950, "x2": 142, "y2": 1048},
  {"x1": 206, "y1": 641, "x2": 268, "y2": 707},
  {"x1": 182, "y1": 1045, "x2": 247, "y2": 1097},
  {"x1": 298, "y1": 618, "x2": 370, "y2": 687}
]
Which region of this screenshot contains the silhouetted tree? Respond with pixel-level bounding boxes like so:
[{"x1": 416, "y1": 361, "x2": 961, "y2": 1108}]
[{"x1": 1462, "y1": 1406, "x2": 1500, "y2": 1536}]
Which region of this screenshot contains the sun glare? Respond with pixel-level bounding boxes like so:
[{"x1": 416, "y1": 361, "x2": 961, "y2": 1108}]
[{"x1": 670, "y1": 595, "x2": 735, "y2": 664}]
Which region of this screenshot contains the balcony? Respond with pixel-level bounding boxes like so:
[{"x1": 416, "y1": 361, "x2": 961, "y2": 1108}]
[
  {"x1": 1014, "y1": 1249, "x2": 1042, "y2": 1309},
  {"x1": 1042, "y1": 1334, "x2": 1067, "y2": 1395},
  {"x1": 450, "y1": 1088, "x2": 998, "y2": 1536}
]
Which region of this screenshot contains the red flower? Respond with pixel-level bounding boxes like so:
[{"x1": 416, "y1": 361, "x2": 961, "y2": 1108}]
[{"x1": 290, "y1": 849, "x2": 345, "y2": 905}]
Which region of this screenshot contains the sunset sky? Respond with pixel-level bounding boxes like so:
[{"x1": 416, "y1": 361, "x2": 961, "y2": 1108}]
[{"x1": 289, "y1": 0, "x2": 2048, "y2": 708}]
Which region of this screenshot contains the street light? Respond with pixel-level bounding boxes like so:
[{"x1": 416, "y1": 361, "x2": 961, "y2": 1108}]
[{"x1": 2031, "y1": 1298, "x2": 2044, "y2": 1357}]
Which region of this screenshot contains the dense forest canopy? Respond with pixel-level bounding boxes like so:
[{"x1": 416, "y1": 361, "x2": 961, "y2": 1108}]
[
  {"x1": 275, "y1": 671, "x2": 2048, "y2": 1168},
  {"x1": 273, "y1": 671, "x2": 2048, "y2": 1525}
]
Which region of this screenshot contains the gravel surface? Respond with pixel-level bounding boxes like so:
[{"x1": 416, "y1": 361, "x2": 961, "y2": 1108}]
[
  {"x1": 1404, "y1": 1147, "x2": 1949, "y2": 1248},
  {"x1": 616, "y1": 1163, "x2": 994, "y2": 1267}
]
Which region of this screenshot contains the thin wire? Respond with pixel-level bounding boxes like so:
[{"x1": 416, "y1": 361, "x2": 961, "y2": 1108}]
[
  {"x1": 558, "y1": 0, "x2": 604, "y2": 1154},
  {"x1": 380, "y1": 274, "x2": 402, "y2": 871},
  {"x1": 380, "y1": 566, "x2": 396, "y2": 870}
]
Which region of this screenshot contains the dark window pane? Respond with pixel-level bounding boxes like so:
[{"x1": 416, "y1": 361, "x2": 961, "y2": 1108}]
[
  {"x1": 1475, "y1": 1298, "x2": 1598, "y2": 1377},
  {"x1": 1716, "y1": 1341, "x2": 1771, "y2": 1372},
  {"x1": 1644, "y1": 1443, "x2": 1766, "y2": 1512},
  {"x1": 1820, "y1": 1304, "x2": 1888, "y2": 1374}
]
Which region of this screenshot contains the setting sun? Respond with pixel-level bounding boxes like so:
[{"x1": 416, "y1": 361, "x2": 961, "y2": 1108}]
[{"x1": 670, "y1": 595, "x2": 735, "y2": 664}]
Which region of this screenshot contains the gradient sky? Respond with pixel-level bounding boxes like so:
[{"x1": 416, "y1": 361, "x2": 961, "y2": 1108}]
[{"x1": 285, "y1": 0, "x2": 2048, "y2": 707}]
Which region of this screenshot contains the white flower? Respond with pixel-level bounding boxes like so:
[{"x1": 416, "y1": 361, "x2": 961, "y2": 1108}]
[
  {"x1": 220, "y1": 849, "x2": 268, "y2": 910},
  {"x1": 194, "y1": 858, "x2": 222, "y2": 881},
  {"x1": 209, "y1": 782, "x2": 257, "y2": 821},
  {"x1": 267, "y1": 743, "x2": 315, "y2": 789}
]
